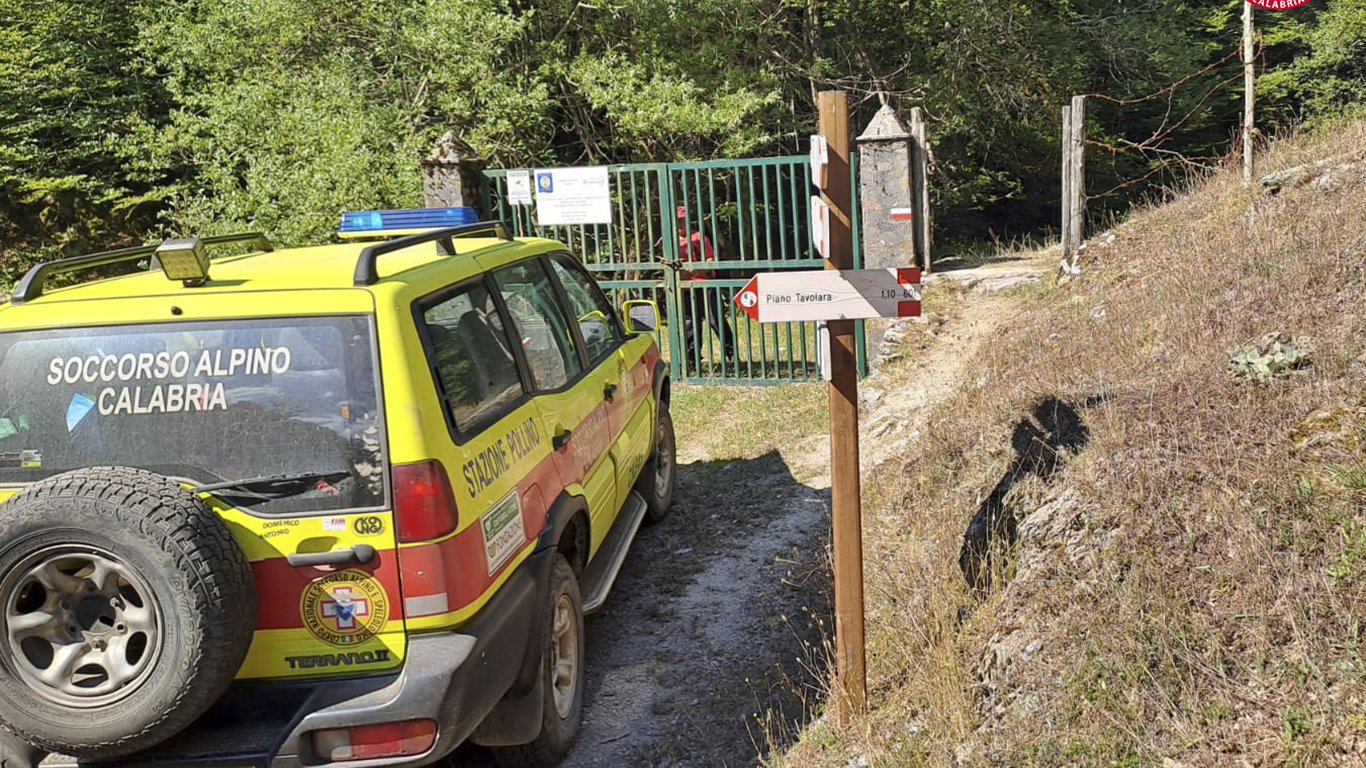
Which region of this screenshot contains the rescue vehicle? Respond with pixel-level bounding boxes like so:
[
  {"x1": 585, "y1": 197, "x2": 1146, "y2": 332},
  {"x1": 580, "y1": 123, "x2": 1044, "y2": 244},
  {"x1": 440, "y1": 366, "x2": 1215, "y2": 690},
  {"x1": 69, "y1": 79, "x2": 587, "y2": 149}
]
[{"x1": 0, "y1": 210, "x2": 675, "y2": 767}]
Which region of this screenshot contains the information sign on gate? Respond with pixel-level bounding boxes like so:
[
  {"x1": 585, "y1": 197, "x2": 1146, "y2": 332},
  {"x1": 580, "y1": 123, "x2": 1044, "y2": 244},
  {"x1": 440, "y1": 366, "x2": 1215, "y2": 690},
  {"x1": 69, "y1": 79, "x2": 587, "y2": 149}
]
[
  {"x1": 506, "y1": 170, "x2": 533, "y2": 206},
  {"x1": 532, "y1": 166, "x2": 612, "y2": 225},
  {"x1": 734, "y1": 268, "x2": 921, "y2": 323}
]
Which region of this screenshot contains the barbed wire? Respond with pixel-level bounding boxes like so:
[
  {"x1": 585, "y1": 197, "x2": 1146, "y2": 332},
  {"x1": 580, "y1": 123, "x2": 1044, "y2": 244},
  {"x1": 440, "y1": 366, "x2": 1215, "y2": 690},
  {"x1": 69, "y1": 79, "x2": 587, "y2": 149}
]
[
  {"x1": 1079, "y1": 37, "x2": 1263, "y2": 201},
  {"x1": 1086, "y1": 153, "x2": 1229, "y2": 199},
  {"x1": 1081, "y1": 45, "x2": 1244, "y2": 106}
]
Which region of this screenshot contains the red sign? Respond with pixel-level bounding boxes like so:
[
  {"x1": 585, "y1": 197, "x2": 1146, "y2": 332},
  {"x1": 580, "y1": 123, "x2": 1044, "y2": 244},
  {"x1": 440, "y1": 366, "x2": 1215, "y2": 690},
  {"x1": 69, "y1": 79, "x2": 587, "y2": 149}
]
[
  {"x1": 735, "y1": 276, "x2": 760, "y2": 321},
  {"x1": 1247, "y1": 0, "x2": 1312, "y2": 7}
]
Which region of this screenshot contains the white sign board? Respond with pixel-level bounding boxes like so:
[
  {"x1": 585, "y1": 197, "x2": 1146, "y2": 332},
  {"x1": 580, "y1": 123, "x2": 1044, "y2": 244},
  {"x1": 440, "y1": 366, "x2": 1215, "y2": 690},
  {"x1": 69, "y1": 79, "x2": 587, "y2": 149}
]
[
  {"x1": 533, "y1": 166, "x2": 611, "y2": 225},
  {"x1": 809, "y1": 135, "x2": 829, "y2": 189},
  {"x1": 810, "y1": 196, "x2": 831, "y2": 261},
  {"x1": 734, "y1": 268, "x2": 922, "y2": 323},
  {"x1": 506, "y1": 170, "x2": 532, "y2": 206}
]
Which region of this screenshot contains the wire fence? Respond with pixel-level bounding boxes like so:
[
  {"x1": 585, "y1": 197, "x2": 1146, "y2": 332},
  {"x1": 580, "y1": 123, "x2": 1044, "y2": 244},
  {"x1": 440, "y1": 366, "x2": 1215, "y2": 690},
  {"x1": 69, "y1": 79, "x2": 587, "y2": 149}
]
[{"x1": 1061, "y1": 37, "x2": 1262, "y2": 250}]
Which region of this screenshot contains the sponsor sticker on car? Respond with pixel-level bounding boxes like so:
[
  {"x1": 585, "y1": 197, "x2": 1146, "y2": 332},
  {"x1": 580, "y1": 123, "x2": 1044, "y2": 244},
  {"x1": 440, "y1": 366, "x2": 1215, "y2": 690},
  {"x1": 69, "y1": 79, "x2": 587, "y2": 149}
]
[{"x1": 480, "y1": 491, "x2": 524, "y2": 575}]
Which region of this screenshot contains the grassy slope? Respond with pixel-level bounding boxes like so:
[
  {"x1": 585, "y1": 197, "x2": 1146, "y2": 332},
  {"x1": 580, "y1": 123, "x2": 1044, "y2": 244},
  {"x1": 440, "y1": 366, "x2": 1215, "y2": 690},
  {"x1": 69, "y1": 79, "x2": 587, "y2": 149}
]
[{"x1": 783, "y1": 120, "x2": 1366, "y2": 765}]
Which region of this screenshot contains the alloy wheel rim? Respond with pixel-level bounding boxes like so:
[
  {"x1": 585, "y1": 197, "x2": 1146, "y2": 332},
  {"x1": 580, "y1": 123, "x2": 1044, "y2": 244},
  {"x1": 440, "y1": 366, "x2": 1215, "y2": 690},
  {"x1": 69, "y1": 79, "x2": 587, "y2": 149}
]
[
  {"x1": 1, "y1": 545, "x2": 163, "y2": 707},
  {"x1": 550, "y1": 594, "x2": 578, "y2": 719}
]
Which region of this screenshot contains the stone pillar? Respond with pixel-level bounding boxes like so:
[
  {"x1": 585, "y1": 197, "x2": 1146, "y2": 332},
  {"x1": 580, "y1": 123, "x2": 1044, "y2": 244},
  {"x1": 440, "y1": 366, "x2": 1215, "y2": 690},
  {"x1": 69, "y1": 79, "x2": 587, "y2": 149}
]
[
  {"x1": 857, "y1": 105, "x2": 916, "y2": 364},
  {"x1": 856, "y1": 104, "x2": 914, "y2": 271},
  {"x1": 420, "y1": 132, "x2": 487, "y2": 213}
]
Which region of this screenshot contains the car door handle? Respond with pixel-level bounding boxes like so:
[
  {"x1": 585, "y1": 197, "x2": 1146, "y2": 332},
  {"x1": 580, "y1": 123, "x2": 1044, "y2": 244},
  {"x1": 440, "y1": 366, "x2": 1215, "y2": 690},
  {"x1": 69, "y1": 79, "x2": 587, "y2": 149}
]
[
  {"x1": 604, "y1": 383, "x2": 618, "y2": 400},
  {"x1": 287, "y1": 544, "x2": 376, "y2": 568},
  {"x1": 553, "y1": 429, "x2": 573, "y2": 450}
]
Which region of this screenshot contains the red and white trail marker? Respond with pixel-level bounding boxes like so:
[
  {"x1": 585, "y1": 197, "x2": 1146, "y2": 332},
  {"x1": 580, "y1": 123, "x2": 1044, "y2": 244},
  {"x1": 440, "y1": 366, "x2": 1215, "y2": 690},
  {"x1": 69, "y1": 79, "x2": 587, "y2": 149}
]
[
  {"x1": 889, "y1": 207, "x2": 914, "y2": 222},
  {"x1": 734, "y1": 268, "x2": 921, "y2": 323}
]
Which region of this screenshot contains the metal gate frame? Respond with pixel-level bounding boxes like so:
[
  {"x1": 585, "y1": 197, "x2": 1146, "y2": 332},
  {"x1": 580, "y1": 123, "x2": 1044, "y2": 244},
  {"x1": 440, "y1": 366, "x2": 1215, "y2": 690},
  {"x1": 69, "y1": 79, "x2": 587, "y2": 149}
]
[{"x1": 481, "y1": 157, "x2": 865, "y2": 385}]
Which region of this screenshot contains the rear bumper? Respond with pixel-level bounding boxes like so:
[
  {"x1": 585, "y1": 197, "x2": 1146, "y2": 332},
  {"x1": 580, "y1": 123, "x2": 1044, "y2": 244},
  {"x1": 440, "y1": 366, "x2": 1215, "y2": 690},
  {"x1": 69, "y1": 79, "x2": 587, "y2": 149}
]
[{"x1": 51, "y1": 549, "x2": 551, "y2": 768}]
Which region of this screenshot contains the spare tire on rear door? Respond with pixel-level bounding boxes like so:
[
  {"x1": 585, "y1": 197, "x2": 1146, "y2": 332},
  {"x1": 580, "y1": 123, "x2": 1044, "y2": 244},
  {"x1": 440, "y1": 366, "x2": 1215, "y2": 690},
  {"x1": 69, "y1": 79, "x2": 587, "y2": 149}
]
[{"x1": 0, "y1": 467, "x2": 256, "y2": 759}]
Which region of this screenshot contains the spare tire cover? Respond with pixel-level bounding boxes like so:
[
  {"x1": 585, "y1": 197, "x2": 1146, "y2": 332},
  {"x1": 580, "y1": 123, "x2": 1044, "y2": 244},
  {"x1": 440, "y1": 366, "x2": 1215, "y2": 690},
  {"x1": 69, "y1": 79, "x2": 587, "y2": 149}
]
[{"x1": 0, "y1": 467, "x2": 255, "y2": 759}]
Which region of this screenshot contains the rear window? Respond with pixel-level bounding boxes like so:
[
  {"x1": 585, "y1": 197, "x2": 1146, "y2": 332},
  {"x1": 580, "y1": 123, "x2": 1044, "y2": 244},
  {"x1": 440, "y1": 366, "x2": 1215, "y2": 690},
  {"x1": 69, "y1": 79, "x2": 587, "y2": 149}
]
[{"x1": 0, "y1": 316, "x2": 384, "y2": 514}]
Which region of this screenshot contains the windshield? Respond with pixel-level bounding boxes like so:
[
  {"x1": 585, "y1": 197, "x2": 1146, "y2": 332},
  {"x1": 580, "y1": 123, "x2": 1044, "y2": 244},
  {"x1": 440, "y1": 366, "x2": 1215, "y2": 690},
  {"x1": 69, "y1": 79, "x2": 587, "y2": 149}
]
[{"x1": 0, "y1": 315, "x2": 385, "y2": 514}]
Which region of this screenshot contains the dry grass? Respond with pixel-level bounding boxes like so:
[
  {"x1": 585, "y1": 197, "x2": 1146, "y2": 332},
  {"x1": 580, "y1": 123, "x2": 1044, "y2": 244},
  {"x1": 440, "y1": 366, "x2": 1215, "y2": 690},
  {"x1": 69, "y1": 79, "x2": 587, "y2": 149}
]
[{"x1": 777, "y1": 119, "x2": 1366, "y2": 766}]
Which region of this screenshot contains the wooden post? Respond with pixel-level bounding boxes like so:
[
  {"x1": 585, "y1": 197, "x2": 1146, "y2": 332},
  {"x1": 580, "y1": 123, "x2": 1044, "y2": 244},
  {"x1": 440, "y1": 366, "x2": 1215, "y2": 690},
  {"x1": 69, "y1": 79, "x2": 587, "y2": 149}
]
[
  {"x1": 818, "y1": 90, "x2": 865, "y2": 723},
  {"x1": 909, "y1": 107, "x2": 932, "y2": 274},
  {"x1": 1243, "y1": 2, "x2": 1256, "y2": 184},
  {"x1": 1068, "y1": 95, "x2": 1087, "y2": 249},
  {"x1": 1060, "y1": 103, "x2": 1073, "y2": 256}
]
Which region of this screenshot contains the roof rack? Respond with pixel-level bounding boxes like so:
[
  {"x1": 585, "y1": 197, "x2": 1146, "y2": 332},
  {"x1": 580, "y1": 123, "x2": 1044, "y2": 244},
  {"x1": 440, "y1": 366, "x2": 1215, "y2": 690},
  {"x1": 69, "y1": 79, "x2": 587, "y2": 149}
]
[
  {"x1": 352, "y1": 221, "x2": 512, "y2": 287},
  {"x1": 9, "y1": 233, "x2": 273, "y2": 305}
]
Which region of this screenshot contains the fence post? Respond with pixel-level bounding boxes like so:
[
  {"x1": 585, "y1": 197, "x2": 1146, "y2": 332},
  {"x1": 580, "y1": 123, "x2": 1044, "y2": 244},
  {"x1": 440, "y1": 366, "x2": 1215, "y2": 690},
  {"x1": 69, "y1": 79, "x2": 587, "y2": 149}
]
[
  {"x1": 909, "y1": 108, "x2": 932, "y2": 273},
  {"x1": 1069, "y1": 96, "x2": 1087, "y2": 249},
  {"x1": 421, "y1": 131, "x2": 486, "y2": 212},
  {"x1": 1243, "y1": 3, "x2": 1256, "y2": 184},
  {"x1": 1060, "y1": 104, "x2": 1073, "y2": 256}
]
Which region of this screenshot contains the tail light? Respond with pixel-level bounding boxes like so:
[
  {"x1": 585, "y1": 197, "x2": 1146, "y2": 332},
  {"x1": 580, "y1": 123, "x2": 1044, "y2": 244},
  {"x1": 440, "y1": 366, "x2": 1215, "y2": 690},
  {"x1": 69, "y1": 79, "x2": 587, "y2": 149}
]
[
  {"x1": 311, "y1": 719, "x2": 437, "y2": 762},
  {"x1": 392, "y1": 460, "x2": 458, "y2": 542}
]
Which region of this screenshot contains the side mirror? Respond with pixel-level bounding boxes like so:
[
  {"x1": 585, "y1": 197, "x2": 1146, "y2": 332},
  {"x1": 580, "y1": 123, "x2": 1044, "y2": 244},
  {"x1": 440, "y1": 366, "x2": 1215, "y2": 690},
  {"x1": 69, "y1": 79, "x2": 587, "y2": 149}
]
[{"x1": 621, "y1": 300, "x2": 659, "y2": 333}]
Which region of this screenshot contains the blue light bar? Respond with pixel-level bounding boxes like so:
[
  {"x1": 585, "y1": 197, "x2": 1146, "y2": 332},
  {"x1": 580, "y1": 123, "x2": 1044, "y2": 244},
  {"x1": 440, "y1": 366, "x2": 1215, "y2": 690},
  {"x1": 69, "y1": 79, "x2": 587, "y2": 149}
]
[{"x1": 338, "y1": 207, "x2": 478, "y2": 234}]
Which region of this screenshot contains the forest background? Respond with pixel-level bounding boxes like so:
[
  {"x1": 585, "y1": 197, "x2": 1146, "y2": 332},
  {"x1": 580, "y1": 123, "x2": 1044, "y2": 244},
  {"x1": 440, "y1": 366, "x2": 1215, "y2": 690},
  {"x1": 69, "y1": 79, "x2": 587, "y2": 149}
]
[{"x1": 1, "y1": 0, "x2": 1363, "y2": 280}]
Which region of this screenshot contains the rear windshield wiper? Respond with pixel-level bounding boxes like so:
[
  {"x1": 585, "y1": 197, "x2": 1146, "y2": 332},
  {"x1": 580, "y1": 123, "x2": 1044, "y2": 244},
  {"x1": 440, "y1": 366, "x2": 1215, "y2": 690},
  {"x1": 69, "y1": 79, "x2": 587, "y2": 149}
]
[{"x1": 196, "y1": 470, "x2": 352, "y2": 506}]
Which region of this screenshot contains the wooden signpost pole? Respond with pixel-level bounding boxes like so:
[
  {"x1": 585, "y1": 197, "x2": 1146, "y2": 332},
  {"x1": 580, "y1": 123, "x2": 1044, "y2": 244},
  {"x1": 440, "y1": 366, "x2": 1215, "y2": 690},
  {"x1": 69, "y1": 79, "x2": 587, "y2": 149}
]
[{"x1": 817, "y1": 90, "x2": 866, "y2": 722}]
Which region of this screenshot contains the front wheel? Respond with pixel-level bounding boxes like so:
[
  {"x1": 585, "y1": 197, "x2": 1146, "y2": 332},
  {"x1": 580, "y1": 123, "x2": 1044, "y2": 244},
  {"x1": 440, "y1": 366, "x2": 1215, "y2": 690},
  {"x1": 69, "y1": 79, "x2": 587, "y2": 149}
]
[
  {"x1": 635, "y1": 401, "x2": 676, "y2": 524},
  {"x1": 491, "y1": 556, "x2": 584, "y2": 767}
]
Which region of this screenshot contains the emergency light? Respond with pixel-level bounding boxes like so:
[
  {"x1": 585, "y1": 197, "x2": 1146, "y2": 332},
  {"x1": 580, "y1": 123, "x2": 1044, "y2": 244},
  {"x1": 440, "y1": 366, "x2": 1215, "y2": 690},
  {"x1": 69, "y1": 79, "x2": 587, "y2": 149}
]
[{"x1": 338, "y1": 207, "x2": 478, "y2": 235}]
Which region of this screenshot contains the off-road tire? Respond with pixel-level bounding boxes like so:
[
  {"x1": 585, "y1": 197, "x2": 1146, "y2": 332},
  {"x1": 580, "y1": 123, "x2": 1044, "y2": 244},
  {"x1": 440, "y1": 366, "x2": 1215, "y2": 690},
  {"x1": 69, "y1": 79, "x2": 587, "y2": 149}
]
[
  {"x1": 491, "y1": 555, "x2": 584, "y2": 767},
  {"x1": 635, "y1": 401, "x2": 676, "y2": 524},
  {"x1": 0, "y1": 467, "x2": 255, "y2": 759}
]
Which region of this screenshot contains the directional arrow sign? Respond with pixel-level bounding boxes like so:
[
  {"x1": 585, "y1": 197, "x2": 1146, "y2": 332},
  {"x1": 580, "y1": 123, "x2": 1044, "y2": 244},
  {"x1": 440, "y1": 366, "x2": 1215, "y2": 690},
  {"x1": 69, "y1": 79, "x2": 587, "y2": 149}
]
[{"x1": 734, "y1": 268, "x2": 921, "y2": 323}]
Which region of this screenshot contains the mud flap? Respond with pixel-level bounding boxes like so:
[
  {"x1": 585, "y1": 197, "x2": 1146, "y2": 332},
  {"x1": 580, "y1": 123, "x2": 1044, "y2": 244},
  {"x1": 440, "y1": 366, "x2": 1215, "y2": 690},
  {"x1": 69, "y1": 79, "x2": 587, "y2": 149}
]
[
  {"x1": 466, "y1": 549, "x2": 555, "y2": 747},
  {"x1": 465, "y1": 669, "x2": 545, "y2": 747}
]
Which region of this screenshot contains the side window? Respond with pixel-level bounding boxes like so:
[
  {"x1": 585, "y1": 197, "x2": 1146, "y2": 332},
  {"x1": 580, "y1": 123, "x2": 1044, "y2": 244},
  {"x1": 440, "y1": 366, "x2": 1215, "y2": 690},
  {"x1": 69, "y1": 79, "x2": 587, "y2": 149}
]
[
  {"x1": 493, "y1": 260, "x2": 583, "y2": 391},
  {"x1": 421, "y1": 280, "x2": 524, "y2": 434},
  {"x1": 550, "y1": 256, "x2": 623, "y2": 364}
]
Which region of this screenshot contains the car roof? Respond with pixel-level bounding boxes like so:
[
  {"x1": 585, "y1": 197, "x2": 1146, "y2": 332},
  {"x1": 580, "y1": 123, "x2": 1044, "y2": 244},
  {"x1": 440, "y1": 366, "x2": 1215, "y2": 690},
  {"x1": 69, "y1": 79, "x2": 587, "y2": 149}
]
[{"x1": 0, "y1": 235, "x2": 561, "y2": 310}]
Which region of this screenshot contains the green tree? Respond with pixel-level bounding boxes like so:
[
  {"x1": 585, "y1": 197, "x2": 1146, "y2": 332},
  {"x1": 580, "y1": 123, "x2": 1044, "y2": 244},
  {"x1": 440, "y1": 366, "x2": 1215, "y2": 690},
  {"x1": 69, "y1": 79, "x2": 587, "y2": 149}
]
[
  {"x1": 0, "y1": 0, "x2": 168, "y2": 280},
  {"x1": 1262, "y1": 0, "x2": 1366, "y2": 123},
  {"x1": 128, "y1": 0, "x2": 779, "y2": 245},
  {"x1": 3, "y1": 0, "x2": 1362, "y2": 270}
]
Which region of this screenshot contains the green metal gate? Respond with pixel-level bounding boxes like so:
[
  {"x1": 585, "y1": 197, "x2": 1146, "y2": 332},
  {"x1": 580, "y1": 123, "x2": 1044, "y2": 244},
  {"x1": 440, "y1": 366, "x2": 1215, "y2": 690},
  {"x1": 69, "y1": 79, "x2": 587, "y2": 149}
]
[{"x1": 481, "y1": 157, "x2": 864, "y2": 385}]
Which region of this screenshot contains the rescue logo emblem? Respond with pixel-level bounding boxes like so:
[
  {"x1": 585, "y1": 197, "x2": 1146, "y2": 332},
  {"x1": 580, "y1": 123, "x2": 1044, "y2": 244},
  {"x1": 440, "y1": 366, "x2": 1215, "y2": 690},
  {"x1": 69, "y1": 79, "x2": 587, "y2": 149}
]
[{"x1": 300, "y1": 569, "x2": 389, "y2": 646}]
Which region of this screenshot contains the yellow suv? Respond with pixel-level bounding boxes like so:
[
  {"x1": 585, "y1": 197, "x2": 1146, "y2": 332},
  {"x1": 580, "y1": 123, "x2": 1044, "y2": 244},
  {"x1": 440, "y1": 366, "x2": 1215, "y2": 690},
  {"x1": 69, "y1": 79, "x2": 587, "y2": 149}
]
[{"x1": 0, "y1": 214, "x2": 675, "y2": 767}]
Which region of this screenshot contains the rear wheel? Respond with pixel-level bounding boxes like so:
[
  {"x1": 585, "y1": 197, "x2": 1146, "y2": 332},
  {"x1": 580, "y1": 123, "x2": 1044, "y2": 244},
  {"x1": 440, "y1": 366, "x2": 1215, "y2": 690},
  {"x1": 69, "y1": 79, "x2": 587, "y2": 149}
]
[
  {"x1": 491, "y1": 556, "x2": 583, "y2": 767},
  {"x1": 0, "y1": 467, "x2": 255, "y2": 759},
  {"x1": 635, "y1": 400, "x2": 676, "y2": 524}
]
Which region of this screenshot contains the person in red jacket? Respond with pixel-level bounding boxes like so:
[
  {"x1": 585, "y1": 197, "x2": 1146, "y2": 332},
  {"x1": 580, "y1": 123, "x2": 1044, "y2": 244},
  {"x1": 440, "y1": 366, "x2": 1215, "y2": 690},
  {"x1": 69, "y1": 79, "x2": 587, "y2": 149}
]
[{"x1": 664, "y1": 206, "x2": 733, "y2": 371}]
